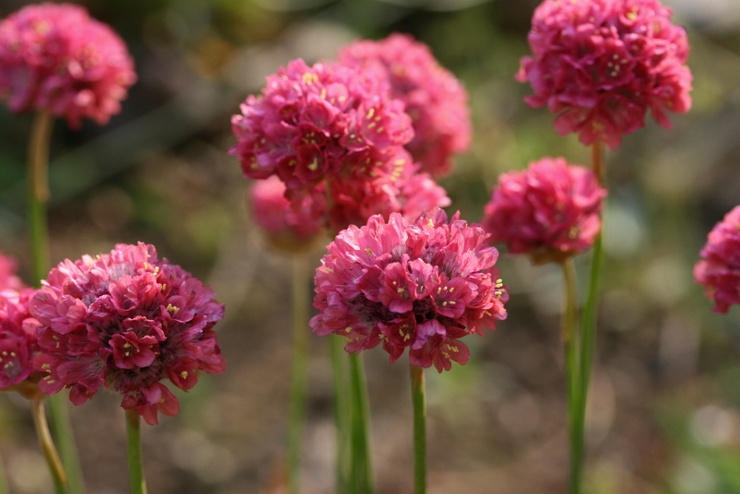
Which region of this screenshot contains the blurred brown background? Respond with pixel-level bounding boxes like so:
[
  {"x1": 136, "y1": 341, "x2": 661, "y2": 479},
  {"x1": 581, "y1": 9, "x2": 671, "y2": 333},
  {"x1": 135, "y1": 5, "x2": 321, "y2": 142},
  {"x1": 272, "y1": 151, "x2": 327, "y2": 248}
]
[{"x1": 2, "y1": 0, "x2": 740, "y2": 492}]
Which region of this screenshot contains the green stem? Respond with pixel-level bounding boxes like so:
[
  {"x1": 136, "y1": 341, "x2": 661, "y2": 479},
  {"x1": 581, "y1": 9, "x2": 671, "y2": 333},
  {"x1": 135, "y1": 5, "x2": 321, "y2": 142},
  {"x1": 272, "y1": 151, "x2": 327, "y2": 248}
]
[
  {"x1": 575, "y1": 140, "x2": 606, "y2": 487},
  {"x1": 330, "y1": 336, "x2": 349, "y2": 492},
  {"x1": 28, "y1": 111, "x2": 86, "y2": 494},
  {"x1": 31, "y1": 398, "x2": 67, "y2": 494},
  {"x1": 561, "y1": 258, "x2": 581, "y2": 494},
  {"x1": 287, "y1": 256, "x2": 309, "y2": 494},
  {"x1": 410, "y1": 364, "x2": 426, "y2": 494},
  {"x1": 125, "y1": 409, "x2": 147, "y2": 494},
  {"x1": 348, "y1": 352, "x2": 373, "y2": 494}
]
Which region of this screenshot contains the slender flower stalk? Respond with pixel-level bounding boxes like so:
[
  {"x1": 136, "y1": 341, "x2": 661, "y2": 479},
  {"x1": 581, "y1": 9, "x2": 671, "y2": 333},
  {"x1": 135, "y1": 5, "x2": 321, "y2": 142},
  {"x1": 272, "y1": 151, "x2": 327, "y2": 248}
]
[
  {"x1": 561, "y1": 258, "x2": 581, "y2": 494},
  {"x1": 30, "y1": 398, "x2": 67, "y2": 494},
  {"x1": 125, "y1": 409, "x2": 147, "y2": 494},
  {"x1": 330, "y1": 336, "x2": 350, "y2": 492},
  {"x1": 348, "y1": 354, "x2": 373, "y2": 494},
  {"x1": 410, "y1": 364, "x2": 426, "y2": 494}
]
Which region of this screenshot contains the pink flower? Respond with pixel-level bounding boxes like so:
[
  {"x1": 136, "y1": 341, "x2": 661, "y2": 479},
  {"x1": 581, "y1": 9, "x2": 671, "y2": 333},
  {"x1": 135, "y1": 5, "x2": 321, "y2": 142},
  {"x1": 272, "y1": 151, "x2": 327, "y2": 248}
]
[
  {"x1": 310, "y1": 208, "x2": 508, "y2": 372},
  {"x1": 0, "y1": 287, "x2": 41, "y2": 391},
  {"x1": 517, "y1": 0, "x2": 692, "y2": 149},
  {"x1": 694, "y1": 206, "x2": 740, "y2": 314},
  {"x1": 339, "y1": 33, "x2": 472, "y2": 176},
  {"x1": 29, "y1": 243, "x2": 225, "y2": 425},
  {"x1": 0, "y1": 254, "x2": 24, "y2": 292},
  {"x1": 483, "y1": 157, "x2": 606, "y2": 264},
  {"x1": 249, "y1": 175, "x2": 324, "y2": 251},
  {"x1": 0, "y1": 3, "x2": 136, "y2": 128},
  {"x1": 231, "y1": 58, "x2": 449, "y2": 232}
]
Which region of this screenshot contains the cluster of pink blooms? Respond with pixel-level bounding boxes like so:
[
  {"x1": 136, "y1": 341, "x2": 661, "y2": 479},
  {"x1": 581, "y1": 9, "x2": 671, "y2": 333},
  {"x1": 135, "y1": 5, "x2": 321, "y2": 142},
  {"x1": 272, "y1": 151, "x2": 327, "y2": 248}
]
[
  {"x1": 29, "y1": 243, "x2": 225, "y2": 425},
  {"x1": 310, "y1": 208, "x2": 508, "y2": 372},
  {"x1": 0, "y1": 2, "x2": 136, "y2": 127},
  {"x1": 230, "y1": 57, "x2": 450, "y2": 233},
  {"x1": 516, "y1": 0, "x2": 692, "y2": 149},
  {"x1": 694, "y1": 206, "x2": 740, "y2": 314},
  {"x1": 0, "y1": 255, "x2": 40, "y2": 394},
  {"x1": 339, "y1": 33, "x2": 472, "y2": 176},
  {"x1": 483, "y1": 157, "x2": 606, "y2": 264},
  {"x1": 249, "y1": 176, "x2": 324, "y2": 251}
]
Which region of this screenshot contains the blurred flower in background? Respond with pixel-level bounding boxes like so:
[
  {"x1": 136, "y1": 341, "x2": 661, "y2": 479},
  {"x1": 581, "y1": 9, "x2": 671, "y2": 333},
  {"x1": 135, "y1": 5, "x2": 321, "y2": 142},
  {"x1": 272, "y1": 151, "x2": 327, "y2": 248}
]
[{"x1": 694, "y1": 205, "x2": 740, "y2": 313}]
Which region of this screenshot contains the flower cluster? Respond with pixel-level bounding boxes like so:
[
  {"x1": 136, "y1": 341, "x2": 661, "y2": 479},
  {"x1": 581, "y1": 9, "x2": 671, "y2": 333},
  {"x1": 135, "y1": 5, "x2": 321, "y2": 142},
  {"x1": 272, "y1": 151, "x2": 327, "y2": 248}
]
[
  {"x1": 310, "y1": 208, "x2": 508, "y2": 372},
  {"x1": 230, "y1": 58, "x2": 449, "y2": 232},
  {"x1": 0, "y1": 3, "x2": 136, "y2": 127},
  {"x1": 0, "y1": 255, "x2": 40, "y2": 393},
  {"x1": 516, "y1": 0, "x2": 692, "y2": 149},
  {"x1": 29, "y1": 243, "x2": 225, "y2": 425},
  {"x1": 483, "y1": 157, "x2": 606, "y2": 264},
  {"x1": 694, "y1": 206, "x2": 740, "y2": 314},
  {"x1": 339, "y1": 33, "x2": 472, "y2": 176},
  {"x1": 249, "y1": 175, "x2": 324, "y2": 252}
]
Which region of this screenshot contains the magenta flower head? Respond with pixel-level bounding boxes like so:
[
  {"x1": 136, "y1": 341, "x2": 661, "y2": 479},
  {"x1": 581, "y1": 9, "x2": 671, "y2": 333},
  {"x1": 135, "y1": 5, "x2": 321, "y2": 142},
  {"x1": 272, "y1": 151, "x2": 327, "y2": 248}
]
[
  {"x1": 694, "y1": 206, "x2": 740, "y2": 314},
  {"x1": 483, "y1": 157, "x2": 606, "y2": 264},
  {"x1": 29, "y1": 243, "x2": 225, "y2": 425},
  {"x1": 249, "y1": 175, "x2": 324, "y2": 252},
  {"x1": 310, "y1": 208, "x2": 508, "y2": 372},
  {"x1": 0, "y1": 3, "x2": 136, "y2": 127},
  {"x1": 231, "y1": 58, "x2": 412, "y2": 194},
  {"x1": 0, "y1": 287, "x2": 42, "y2": 393},
  {"x1": 338, "y1": 33, "x2": 472, "y2": 176},
  {"x1": 516, "y1": 0, "x2": 692, "y2": 149},
  {"x1": 0, "y1": 254, "x2": 24, "y2": 292}
]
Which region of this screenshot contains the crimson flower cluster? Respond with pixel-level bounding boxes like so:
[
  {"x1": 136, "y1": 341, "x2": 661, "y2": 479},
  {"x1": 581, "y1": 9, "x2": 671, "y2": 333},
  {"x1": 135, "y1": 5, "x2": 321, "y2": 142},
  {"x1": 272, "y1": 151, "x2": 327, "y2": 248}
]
[
  {"x1": 310, "y1": 208, "x2": 508, "y2": 372},
  {"x1": 0, "y1": 3, "x2": 136, "y2": 127},
  {"x1": 29, "y1": 243, "x2": 225, "y2": 425},
  {"x1": 339, "y1": 33, "x2": 472, "y2": 176},
  {"x1": 694, "y1": 206, "x2": 740, "y2": 314},
  {"x1": 0, "y1": 255, "x2": 40, "y2": 393},
  {"x1": 230, "y1": 58, "x2": 449, "y2": 232},
  {"x1": 517, "y1": 0, "x2": 692, "y2": 149},
  {"x1": 483, "y1": 157, "x2": 606, "y2": 264}
]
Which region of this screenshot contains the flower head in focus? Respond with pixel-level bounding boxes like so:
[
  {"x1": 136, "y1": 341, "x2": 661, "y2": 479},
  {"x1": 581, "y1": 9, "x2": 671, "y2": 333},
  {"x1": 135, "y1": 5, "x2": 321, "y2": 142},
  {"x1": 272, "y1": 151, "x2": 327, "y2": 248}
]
[
  {"x1": 694, "y1": 206, "x2": 740, "y2": 314},
  {"x1": 0, "y1": 2, "x2": 136, "y2": 127},
  {"x1": 339, "y1": 33, "x2": 472, "y2": 176},
  {"x1": 310, "y1": 208, "x2": 507, "y2": 372},
  {"x1": 30, "y1": 243, "x2": 225, "y2": 425},
  {"x1": 516, "y1": 0, "x2": 692, "y2": 149},
  {"x1": 483, "y1": 157, "x2": 606, "y2": 264},
  {"x1": 249, "y1": 175, "x2": 324, "y2": 252}
]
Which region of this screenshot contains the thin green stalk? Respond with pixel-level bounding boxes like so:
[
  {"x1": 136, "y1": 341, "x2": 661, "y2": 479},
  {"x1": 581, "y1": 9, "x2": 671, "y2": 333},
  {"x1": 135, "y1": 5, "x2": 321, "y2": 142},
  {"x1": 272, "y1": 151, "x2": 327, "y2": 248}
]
[
  {"x1": 30, "y1": 398, "x2": 67, "y2": 494},
  {"x1": 574, "y1": 140, "x2": 606, "y2": 485},
  {"x1": 330, "y1": 336, "x2": 350, "y2": 492},
  {"x1": 27, "y1": 110, "x2": 85, "y2": 494},
  {"x1": 287, "y1": 256, "x2": 309, "y2": 494},
  {"x1": 561, "y1": 258, "x2": 581, "y2": 494},
  {"x1": 410, "y1": 364, "x2": 426, "y2": 494},
  {"x1": 125, "y1": 409, "x2": 147, "y2": 494},
  {"x1": 348, "y1": 352, "x2": 373, "y2": 494}
]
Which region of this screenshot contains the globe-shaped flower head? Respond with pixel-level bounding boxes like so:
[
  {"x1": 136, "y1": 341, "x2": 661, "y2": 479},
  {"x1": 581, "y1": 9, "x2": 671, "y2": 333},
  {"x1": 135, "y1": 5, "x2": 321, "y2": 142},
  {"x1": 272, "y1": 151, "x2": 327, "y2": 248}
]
[
  {"x1": 483, "y1": 157, "x2": 606, "y2": 264},
  {"x1": 516, "y1": 0, "x2": 692, "y2": 149},
  {"x1": 0, "y1": 3, "x2": 136, "y2": 127},
  {"x1": 30, "y1": 243, "x2": 225, "y2": 425},
  {"x1": 339, "y1": 33, "x2": 472, "y2": 176},
  {"x1": 694, "y1": 206, "x2": 740, "y2": 314},
  {"x1": 230, "y1": 58, "x2": 449, "y2": 232},
  {"x1": 311, "y1": 208, "x2": 508, "y2": 372}
]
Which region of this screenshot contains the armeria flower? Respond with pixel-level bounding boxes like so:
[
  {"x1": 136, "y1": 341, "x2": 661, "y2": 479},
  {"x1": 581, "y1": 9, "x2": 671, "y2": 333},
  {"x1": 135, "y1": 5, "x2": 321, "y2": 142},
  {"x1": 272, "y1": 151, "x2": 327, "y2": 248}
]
[
  {"x1": 516, "y1": 0, "x2": 692, "y2": 149},
  {"x1": 310, "y1": 208, "x2": 508, "y2": 372},
  {"x1": 29, "y1": 243, "x2": 225, "y2": 425},
  {"x1": 0, "y1": 3, "x2": 136, "y2": 128},
  {"x1": 231, "y1": 58, "x2": 412, "y2": 195},
  {"x1": 0, "y1": 254, "x2": 24, "y2": 292},
  {"x1": 249, "y1": 175, "x2": 324, "y2": 252},
  {"x1": 483, "y1": 157, "x2": 606, "y2": 264},
  {"x1": 338, "y1": 33, "x2": 472, "y2": 176},
  {"x1": 694, "y1": 206, "x2": 740, "y2": 314}
]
